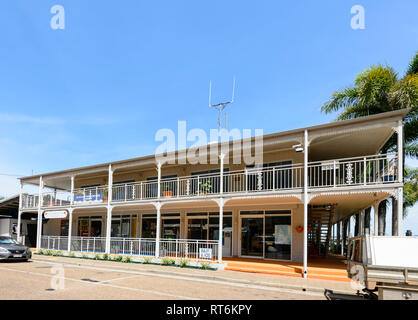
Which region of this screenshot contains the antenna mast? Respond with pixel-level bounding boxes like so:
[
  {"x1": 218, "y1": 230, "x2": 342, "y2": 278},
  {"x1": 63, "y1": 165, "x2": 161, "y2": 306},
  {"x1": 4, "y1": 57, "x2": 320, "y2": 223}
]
[{"x1": 209, "y1": 76, "x2": 235, "y2": 133}]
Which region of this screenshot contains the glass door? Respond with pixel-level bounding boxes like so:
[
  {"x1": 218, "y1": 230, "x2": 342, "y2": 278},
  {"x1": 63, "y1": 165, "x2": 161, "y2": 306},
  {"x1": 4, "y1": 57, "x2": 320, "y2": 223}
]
[
  {"x1": 90, "y1": 220, "x2": 102, "y2": 237},
  {"x1": 240, "y1": 217, "x2": 264, "y2": 257},
  {"x1": 264, "y1": 215, "x2": 291, "y2": 260}
]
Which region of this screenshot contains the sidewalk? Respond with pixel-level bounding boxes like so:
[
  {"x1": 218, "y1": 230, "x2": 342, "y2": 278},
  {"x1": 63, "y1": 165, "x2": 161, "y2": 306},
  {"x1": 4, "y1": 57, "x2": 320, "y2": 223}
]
[{"x1": 32, "y1": 255, "x2": 357, "y2": 295}]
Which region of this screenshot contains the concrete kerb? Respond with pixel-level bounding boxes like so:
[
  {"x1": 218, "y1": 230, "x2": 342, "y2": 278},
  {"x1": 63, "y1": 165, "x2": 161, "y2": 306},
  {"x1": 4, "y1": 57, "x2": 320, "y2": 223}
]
[{"x1": 31, "y1": 255, "x2": 356, "y2": 295}]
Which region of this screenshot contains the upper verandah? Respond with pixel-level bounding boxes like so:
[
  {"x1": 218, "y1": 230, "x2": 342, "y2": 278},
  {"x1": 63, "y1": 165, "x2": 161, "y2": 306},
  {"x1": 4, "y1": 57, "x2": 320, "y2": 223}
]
[{"x1": 19, "y1": 109, "x2": 408, "y2": 190}]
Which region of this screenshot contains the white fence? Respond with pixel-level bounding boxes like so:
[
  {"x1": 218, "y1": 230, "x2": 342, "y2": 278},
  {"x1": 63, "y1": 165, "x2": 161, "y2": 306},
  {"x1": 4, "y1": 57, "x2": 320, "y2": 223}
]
[
  {"x1": 40, "y1": 236, "x2": 69, "y2": 251},
  {"x1": 40, "y1": 236, "x2": 218, "y2": 262}
]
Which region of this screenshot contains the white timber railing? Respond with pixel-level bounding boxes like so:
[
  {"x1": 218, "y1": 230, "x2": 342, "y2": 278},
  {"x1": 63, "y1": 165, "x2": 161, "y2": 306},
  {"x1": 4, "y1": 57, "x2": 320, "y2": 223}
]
[
  {"x1": 25, "y1": 153, "x2": 399, "y2": 209},
  {"x1": 308, "y1": 153, "x2": 398, "y2": 188},
  {"x1": 40, "y1": 236, "x2": 219, "y2": 262}
]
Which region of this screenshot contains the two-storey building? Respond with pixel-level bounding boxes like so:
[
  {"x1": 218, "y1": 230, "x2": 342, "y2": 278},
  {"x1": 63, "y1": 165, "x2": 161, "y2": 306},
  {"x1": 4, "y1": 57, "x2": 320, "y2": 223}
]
[{"x1": 17, "y1": 109, "x2": 407, "y2": 277}]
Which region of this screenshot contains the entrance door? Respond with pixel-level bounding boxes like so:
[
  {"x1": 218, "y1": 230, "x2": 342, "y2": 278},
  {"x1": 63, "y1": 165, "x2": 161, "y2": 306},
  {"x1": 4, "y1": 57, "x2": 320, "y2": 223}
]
[
  {"x1": 90, "y1": 220, "x2": 102, "y2": 237},
  {"x1": 240, "y1": 217, "x2": 264, "y2": 257}
]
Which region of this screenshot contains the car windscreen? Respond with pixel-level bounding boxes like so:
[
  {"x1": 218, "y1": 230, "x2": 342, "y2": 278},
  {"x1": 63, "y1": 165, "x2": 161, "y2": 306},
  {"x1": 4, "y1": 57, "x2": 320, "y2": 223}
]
[{"x1": 0, "y1": 237, "x2": 19, "y2": 244}]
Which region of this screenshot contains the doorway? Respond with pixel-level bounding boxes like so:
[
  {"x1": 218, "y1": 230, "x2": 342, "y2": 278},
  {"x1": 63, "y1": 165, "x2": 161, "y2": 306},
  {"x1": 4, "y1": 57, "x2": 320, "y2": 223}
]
[
  {"x1": 240, "y1": 217, "x2": 264, "y2": 257},
  {"x1": 239, "y1": 210, "x2": 292, "y2": 260},
  {"x1": 186, "y1": 213, "x2": 232, "y2": 257}
]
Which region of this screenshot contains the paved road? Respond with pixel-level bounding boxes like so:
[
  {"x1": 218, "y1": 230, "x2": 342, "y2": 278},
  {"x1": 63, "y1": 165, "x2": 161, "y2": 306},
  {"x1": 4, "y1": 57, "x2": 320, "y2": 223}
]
[{"x1": 0, "y1": 259, "x2": 324, "y2": 300}]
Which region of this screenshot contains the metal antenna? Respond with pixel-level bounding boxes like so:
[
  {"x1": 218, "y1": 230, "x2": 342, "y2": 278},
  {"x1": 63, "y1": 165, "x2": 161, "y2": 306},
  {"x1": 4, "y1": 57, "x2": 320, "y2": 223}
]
[{"x1": 209, "y1": 76, "x2": 236, "y2": 132}]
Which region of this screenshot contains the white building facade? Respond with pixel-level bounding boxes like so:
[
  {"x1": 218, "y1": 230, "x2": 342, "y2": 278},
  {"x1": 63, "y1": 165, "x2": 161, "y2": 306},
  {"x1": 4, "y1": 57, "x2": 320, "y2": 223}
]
[{"x1": 17, "y1": 110, "x2": 407, "y2": 277}]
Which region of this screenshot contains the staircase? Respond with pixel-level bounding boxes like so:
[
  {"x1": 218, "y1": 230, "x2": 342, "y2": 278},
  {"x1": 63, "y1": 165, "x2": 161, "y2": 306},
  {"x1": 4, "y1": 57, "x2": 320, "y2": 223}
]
[{"x1": 308, "y1": 205, "x2": 334, "y2": 257}]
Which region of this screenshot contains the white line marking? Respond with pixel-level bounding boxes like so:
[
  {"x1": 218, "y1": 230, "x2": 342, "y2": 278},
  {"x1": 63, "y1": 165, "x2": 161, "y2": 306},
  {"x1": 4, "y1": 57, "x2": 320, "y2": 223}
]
[
  {"x1": 99, "y1": 274, "x2": 141, "y2": 284},
  {"x1": 29, "y1": 260, "x2": 324, "y2": 298},
  {"x1": 0, "y1": 265, "x2": 198, "y2": 300}
]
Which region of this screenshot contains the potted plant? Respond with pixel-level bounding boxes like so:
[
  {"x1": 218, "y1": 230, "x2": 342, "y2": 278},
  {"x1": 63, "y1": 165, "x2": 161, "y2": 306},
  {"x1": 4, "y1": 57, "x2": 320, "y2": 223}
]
[
  {"x1": 102, "y1": 191, "x2": 108, "y2": 202},
  {"x1": 162, "y1": 185, "x2": 173, "y2": 198},
  {"x1": 199, "y1": 181, "x2": 212, "y2": 195}
]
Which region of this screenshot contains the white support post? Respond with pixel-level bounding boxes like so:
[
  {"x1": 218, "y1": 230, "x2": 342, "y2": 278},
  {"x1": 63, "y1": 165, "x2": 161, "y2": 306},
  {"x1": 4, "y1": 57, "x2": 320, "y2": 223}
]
[
  {"x1": 155, "y1": 162, "x2": 162, "y2": 258},
  {"x1": 36, "y1": 176, "x2": 43, "y2": 251},
  {"x1": 17, "y1": 181, "x2": 23, "y2": 241},
  {"x1": 157, "y1": 162, "x2": 161, "y2": 199},
  {"x1": 155, "y1": 203, "x2": 161, "y2": 258},
  {"x1": 105, "y1": 165, "x2": 113, "y2": 254},
  {"x1": 397, "y1": 188, "x2": 403, "y2": 236},
  {"x1": 218, "y1": 198, "x2": 224, "y2": 263},
  {"x1": 303, "y1": 130, "x2": 309, "y2": 278},
  {"x1": 340, "y1": 220, "x2": 344, "y2": 255},
  {"x1": 373, "y1": 201, "x2": 379, "y2": 236},
  {"x1": 398, "y1": 119, "x2": 403, "y2": 184},
  {"x1": 348, "y1": 215, "x2": 352, "y2": 238},
  {"x1": 397, "y1": 120, "x2": 403, "y2": 236},
  {"x1": 218, "y1": 153, "x2": 225, "y2": 264},
  {"x1": 70, "y1": 176, "x2": 74, "y2": 206},
  {"x1": 67, "y1": 208, "x2": 73, "y2": 251}
]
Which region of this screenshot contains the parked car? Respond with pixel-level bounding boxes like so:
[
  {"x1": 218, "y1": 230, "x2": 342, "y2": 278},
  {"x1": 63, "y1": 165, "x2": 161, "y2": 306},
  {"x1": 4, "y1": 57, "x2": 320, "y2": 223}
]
[{"x1": 0, "y1": 236, "x2": 32, "y2": 261}]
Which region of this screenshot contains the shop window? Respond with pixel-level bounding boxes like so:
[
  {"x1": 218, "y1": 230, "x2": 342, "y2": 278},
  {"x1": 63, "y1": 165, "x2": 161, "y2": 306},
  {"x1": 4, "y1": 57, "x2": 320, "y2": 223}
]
[
  {"x1": 78, "y1": 219, "x2": 89, "y2": 237},
  {"x1": 188, "y1": 219, "x2": 208, "y2": 240},
  {"x1": 60, "y1": 220, "x2": 69, "y2": 236},
  {"x1": 162, "y1": 219, "x2": 180, "y2": 239},
  {"x1": 142, "y1": 218, "x2": 157, "y2": 238},
  {"x1": 208, "y1": 217, "x2": 232, "y2": 241},
  {"x1": 264, "y1": 216, "x2": 291, "y2": 260}
]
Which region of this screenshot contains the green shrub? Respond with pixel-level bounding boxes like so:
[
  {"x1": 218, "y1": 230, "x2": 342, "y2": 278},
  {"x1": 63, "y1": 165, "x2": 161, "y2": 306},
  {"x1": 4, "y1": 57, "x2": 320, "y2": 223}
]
[
  {"x1": 38, "y1": 249, "x2": 44, "y2": 255},
  {"x1": 124, "y1": 256, "x2": 132, "y2": 263},
  {"x1": 200, "y1": 262, "x2": 210, "y2": 270},
  {"x1": 82, "y1": 254, "x2": 88, "y2": 259},
  {"x1": 52, "y1": 251, "x2": 62, "y2": 256},
  {"x1": 162, "y1": 257, "x2": 175, "y2": 265},
  {"x1": 69, "y1": 252, "x2": 75, "y2": 258},
  {"x1": 143, "y1": 257, "x2": 151, "y2": 264},
  {"x1": 115, "y1": 255, "x2": 123, "y2": 262},
  {"x1": 103, "y1": 253, "x2": 109, "y2": 260},
  {"x1": 45, "y1": 250, "x2": 53, "y2": 256},
  {"x1": 179, "y1": 259, "x2": 189, "y2": 268},
  {"x1": 94, "y1": 254, "x2": 101, "y2": 260}
]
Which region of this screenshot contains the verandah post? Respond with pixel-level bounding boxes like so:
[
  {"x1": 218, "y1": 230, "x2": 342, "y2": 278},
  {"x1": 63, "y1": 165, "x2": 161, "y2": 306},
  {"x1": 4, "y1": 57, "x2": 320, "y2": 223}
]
[
  {"x1": 105, "y1": 164, "x2": 113, "y2": 254},
  {"x1": 17, "y1": 181, "x2": 23, "y2": 242},
  {"x1": 155, "y1": 162, "x2": 162, "y2": 258},
  {"x1": 218, "y1": 153, "x2": 225, "y2": 264},
  {"x1": 303, "y1": 130, "x2": 309, "y2": 278},
  {"x1": 68, "y1": 175, "x2": 74, "y2": 252},
  {"x1": 396, "y1": 120, "x2": 403, "y2": 236},
  {"x1": 36, "y1": 176, "x2": 43, "y2": 252}
]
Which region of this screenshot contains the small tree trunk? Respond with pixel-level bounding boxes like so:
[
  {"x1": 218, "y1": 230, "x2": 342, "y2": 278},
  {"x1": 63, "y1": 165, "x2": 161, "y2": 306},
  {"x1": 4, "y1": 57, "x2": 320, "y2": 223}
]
[
  {"x1": 378, "y1": 200, "x2": 387, "y2": 236},
  {"x1": 364, "y1": 207, "x2": 371, "y2": 235},
  {"x1": 392, "y1": 197, "x2": 398, "y2": 236}
]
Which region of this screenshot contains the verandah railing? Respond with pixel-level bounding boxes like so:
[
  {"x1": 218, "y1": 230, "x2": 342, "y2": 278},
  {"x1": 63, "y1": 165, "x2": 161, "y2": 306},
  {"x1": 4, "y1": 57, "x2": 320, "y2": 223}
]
[
  {"x1": 24, "y1": 153, "x2": 398, "y2": 209},
  {"x1": 40, "y1": 236, "x2": 218, "y2": 262}
]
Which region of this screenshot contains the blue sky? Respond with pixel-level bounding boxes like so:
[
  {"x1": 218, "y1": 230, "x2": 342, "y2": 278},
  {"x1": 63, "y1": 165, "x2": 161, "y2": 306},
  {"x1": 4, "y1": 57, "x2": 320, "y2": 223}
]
[{"x1": 0, "y1": 1, "x2": 417, "y2": 232}]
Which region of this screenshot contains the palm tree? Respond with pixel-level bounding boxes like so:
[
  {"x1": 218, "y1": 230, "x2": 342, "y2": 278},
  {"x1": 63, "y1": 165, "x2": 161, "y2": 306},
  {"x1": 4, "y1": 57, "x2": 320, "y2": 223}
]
[{"x1": 321, "y1": 52, "x2": 418, "y2": 235}]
